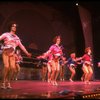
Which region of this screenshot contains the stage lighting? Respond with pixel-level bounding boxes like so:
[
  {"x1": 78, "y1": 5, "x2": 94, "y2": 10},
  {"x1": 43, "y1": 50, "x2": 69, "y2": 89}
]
[
  {"x1": 75, "y1": 93, "x2": 100, "y2": 99},
  {"x1": 76, "y1": 3, "x2": 78, "y2": 6}
]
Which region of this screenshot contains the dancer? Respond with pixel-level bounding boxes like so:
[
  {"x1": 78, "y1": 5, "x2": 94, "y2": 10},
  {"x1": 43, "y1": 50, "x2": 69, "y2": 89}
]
[
  {"x1": 81, "y1": 47, "x2": 93, "y2": 84},
  {"x1": 67, "y1": 53, "x2": 82, "y2": 82},
  {"x1": 0, "y1": 21, "x2": 31, "y2": 89},
  {"x1": 13, "y1": 49, "x2": 23, "y2": 80},
  {"x1": 37, "y1": 53, "x2": 48, "y2": 81},
  {"x1": 59, "y1": 56, "x2": 67, "y2": 81},
  {"x1": 43, "y1": 35, "x2": 63, "y2": 86}
]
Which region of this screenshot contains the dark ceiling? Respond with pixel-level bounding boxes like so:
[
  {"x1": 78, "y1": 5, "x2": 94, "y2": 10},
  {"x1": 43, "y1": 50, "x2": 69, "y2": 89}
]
[
  {"x1": 78, "y1": 1, "x2": 100, "y2": 15},
  {"x1": 42, "y1": 1, "x2": 100, "y2": 15},
  {"x1": 1, "y1": 1, "x2": 100, "y2": 15}
]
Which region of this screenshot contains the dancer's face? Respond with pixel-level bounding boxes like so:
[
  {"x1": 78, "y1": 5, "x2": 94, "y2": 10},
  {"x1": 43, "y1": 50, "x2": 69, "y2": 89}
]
[
  {"x1": 11, "y1": 24, "x2": 17, "y2": 33},
  {"x1": 56, "y1": 38, "x2": 61, "y2": 45},
  {"x1": 88, "y1": 49, "x2": 91, "y2": 55},
  {"x1": 71, "y1": 53, "x2": 76, "y2": 58}
]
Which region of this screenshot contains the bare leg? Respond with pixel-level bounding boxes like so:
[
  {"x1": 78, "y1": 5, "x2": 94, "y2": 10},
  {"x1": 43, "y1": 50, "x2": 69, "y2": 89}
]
[
  {"x1": 50, "y1": 70, "x2": 56, "y2": 85},
  {"x1": 1, "y1": 51, "x2": 9, "y2": 89},
  {"x1": 7, "y1": 55, "x2": 16, "y2": 88},
  {"x1": 54, "y1": 61, "x2": 60, "y2": 85},
  {"x1": 81, "y1": 73, "x2": 85, "y2": 81},
  {"x1": 47, "y1": 63, "x2": 51, "y2": 82},
  {"x1": 13, "y1": 64, "x2": 20, "y2": 80},
  {"x1": 82, "y1": 66, "x2": 89, "y2": 83},
  {"x1": 59, "y1": 66, "x2": 63, "y2": 81},
  {"x1": 87, "y1": 66, "x2": 93, "y2": 82},
  {"x1": 69, "y1": 66, "x2": 76, "y2": 82}
]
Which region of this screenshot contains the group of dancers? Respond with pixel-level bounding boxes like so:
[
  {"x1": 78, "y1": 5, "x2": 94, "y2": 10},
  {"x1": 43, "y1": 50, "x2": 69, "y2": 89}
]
[
  {"x1": 0, "y1": 21, "x2": 94, "y2": 89},
  {"x1": 37, "y1": 36, "x2": 93, "y2": 86}
]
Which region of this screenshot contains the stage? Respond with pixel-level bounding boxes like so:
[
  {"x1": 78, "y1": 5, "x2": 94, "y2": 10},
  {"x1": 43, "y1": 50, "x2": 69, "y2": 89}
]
[{"x1": 0, "y1": 80, "x2": 100, "y2": 99}]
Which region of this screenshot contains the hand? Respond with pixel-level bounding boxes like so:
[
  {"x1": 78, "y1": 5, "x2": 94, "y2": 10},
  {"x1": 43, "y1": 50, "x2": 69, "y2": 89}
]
[
  {"x1": 37, "y1": 53, "x2": 46, "y2": 59},
  {"x1": 37, "y1": 55, "x2": 43, "y2": 59},
  {"x1": 76, "y1": 57, "x2": 82, "y2": 61},
  {"x1": 27, "y1": 53, "x2": 32, "y2": 58}
]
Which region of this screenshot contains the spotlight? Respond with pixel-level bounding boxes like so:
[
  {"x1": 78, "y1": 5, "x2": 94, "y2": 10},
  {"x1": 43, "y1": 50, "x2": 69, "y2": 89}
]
[{"x1": 76, "y1": 3, "x2": 78, "y2": 6}]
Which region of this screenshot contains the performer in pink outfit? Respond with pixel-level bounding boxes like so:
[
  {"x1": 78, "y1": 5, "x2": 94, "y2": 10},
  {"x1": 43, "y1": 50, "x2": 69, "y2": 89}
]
[
  {"x1": 0, "y1": 21, "x2": 31, "y2": 89},
  {"x1": 81, "y1": 47, "x2": 93, "y2": 84},
  {"x1": 44, "y1": 35, "x2": 63, "y2": 86}
]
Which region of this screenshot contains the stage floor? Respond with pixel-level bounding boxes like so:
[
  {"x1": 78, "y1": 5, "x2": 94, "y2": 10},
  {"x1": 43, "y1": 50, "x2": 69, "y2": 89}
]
[{"x1": 0, "y1": 80, "x2": 100, "y2": 99}]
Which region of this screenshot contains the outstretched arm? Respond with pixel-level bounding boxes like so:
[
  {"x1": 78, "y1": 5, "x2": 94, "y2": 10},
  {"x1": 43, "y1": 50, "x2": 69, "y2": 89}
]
[
  {"x1": 18, "y1": 41, "x2": 31, "y2": 57},
  {"x1": 75, "y1": 57, "x2": 82, "y2": 62}
]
